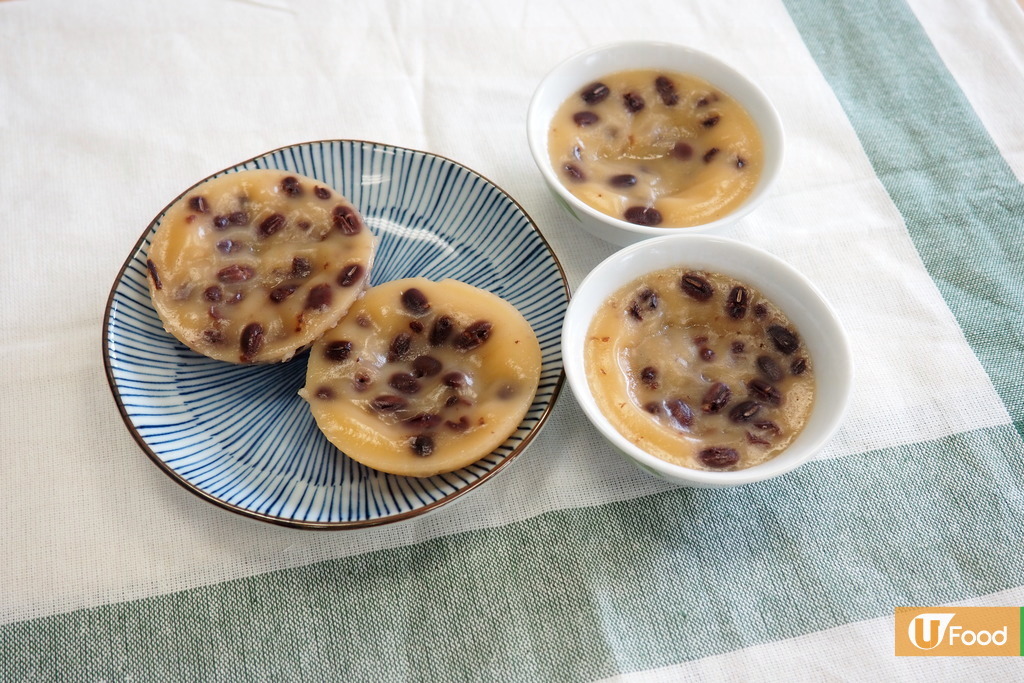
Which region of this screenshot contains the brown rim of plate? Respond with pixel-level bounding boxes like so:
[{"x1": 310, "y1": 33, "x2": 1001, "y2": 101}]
[{"x1": 100, "y1": 139, "x2": 570, "y2": 530}]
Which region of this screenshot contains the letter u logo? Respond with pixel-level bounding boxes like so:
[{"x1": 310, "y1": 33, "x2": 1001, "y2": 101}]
[{"x1": 909, "y1": 613, "x2": 955, "y2": 650}]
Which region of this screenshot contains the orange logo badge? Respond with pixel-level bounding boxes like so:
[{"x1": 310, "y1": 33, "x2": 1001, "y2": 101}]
[{"x1": 895, "y1": 607, "x2": 1022, "y2": 657}]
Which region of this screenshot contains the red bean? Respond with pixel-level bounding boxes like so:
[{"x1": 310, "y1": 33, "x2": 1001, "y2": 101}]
[
  {"x1": 404, "y1": 413, "x2": 442, "y2": 430},
  {"x1": 666, "y1": 398, "x2": 693, "y2": 428},
  {"x1": 189, "y1": 196, "x2": 209, "y2": 213},
  {"x1": 324, "y1": 340, "x2": 352, "y2": 362},
  {"x1": 671, "y1": 142, "x2": 694, "y2": 160},
  {"x1": 217, "y1": 264, "x2": 254, "y2": 283},
  {"x1": 580, "y1": 82, "x2": 610, "y2": 105},
  {"x1": 748, "y1": 379, "x2": 783, "y2": 405},
  {"x1": 623, "y1": 92, "x2": 645, "y2": 113},
  {"x1": 563, "y1": 163, "x2": 585, "y2": 182},
  {"x1": 680, "y1": 273, "x2": 713, "y2": 301},
  {"x1": 146, "y1": 259, "x2": 162, "y2": 290},
  {"x1": 258, "y1": 213, "x2": 285, "y2": 237},
  {"x1": 729, "y1": 400, "x2": 762, "y2": 423},
  {"x1": 281, "y1": 176, "x2": 302, "y2": 197},
  {"x1": 401, "y1": 288, "x2": 431, "y2": 315},
  {"x1": 353, "y1": 372, "x2": 371, "y2": 392},
  {"x1": 411, "y1": 355, "x2": 442, "y2": 378},
  {"x1": 726, "y1": 286, "x2": 748, "y2": 318},
  {"x1": 240, "y1": 322, "x2": 264, "y2": 361},
  {"x1": 446, "y1": 417, "x2": 470, "y2": 432},
  {"x1": 388, "y1": 333, "x2": 412, "y2": 362},
  {"x1": 216, "y1": 239, "x2": 244, "y2": 254},
  {"x1": 453, "y1": 321, "x2": 492, "y2": 351},
  {"x1": 443, "y1": 371, "x2": 465, "y2": 388},
  {"x1": 627, "y1": 288, "x2": 659, "y2": 321},
  {"x1": 655, "y1": 76, "x2": 679, "y2": 106},
  {"x1": 370, "y1": 395, "x2": 406, "y2": 412},
  {"x1": 573, "y1": 111, "x2": 599, "y2": 127},
  {"x1": 291, "y1": 257, "x2": 312, "y2": 278},
  {"x1": 701, "y1": 382, "x2": 732, "y2": 414},
  {"x1": 269, "y1": 285, "x2": 297, "y2": 303},
  {"x1": 410, "y1": 435, "x2": 434, "y2": 457},
  {"x1": 429, "y1": 316, "x2": 454, "y2": 347},
  {"x1": 623, "y1": 206, "x2": 662, "y2": 226},
  {"x1": 332, "y1": 205, "x2": 363, "y2": 235},
  {"x1": 337, "y1": 263, "x2": 363, "y2": 287},
  {"x1": 699, "y1": 447, "x2": 739, "y2": 468},
  {"x1": 768, "y1": 326, "x2": 800, "y2": 354},
  {"x1": 756, "y1": 356, "x2": 783, "y2": 382},
  {"x1": 305, "y1": 283, "x2": 333, "y2": 311}
]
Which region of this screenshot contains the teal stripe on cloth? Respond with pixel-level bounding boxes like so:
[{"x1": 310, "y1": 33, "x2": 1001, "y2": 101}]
[
  {"x1": 3, "y1": 426, "x2": 1024, "y2": 680},
  {"x1": 783, "y1": 0, "x2": 1024, "y2": 426}
]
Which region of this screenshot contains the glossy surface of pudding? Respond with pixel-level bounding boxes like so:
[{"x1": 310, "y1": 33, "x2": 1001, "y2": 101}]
[
  {"x1": 146, "y1": 169, "x2": 374, "y2": 363},
  {"x1": 303, "y1": 278, "x2": 542, "y2": 477},
  {"x1": 548, "y1": 69, "x2": 763, "y2": 228},
  {"x1": 585, "y1": 268, "x2": 814, "y2": 471}
]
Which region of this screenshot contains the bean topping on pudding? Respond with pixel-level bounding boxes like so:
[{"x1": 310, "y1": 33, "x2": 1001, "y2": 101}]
[
  {"x1": 145, "y1": 169, "x2": 375, "y2": 363},
  {"x1": 302, "y1": 278, "x2": 542, "y2": 478},
  {"x1": 585, "y1": 268, "x2": 814, "y2": 471},
  {"x1": 549, "y1": 69, "x2": 764, "y2": 228}
]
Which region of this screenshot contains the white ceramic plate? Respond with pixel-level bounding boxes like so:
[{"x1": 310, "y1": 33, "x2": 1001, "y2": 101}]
[{"x1": 103, "y1": 140, "x2": 568, "y2": 528}]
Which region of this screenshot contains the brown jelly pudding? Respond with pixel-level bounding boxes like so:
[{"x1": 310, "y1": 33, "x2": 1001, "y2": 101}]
[
  {"x1": 584, "y1": 268, "x2": 814, "y2": 471},
  {"x1": 548, "y1": 69, "x2": 763, "y2": 228},
  {"x1": 301, "y1": 278, "x2": 542, "y2": 477},
  {"x1": 145, "y1": 169, "x2": 375, "y2": 364}
]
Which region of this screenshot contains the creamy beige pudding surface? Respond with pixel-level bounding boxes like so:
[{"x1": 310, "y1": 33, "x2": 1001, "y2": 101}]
[
  {"x1": 548, "y1": 69, "x2": 763, "y2": 228},
  {"x1": 585, "y1": 268, "x2": 814, "y2": 471},
  {"x1": 145, "y1": 169, "x2": 375, "y2": 364},
  {"x1": 302, "y1": 278, "x2": 542, "y2": 478}
]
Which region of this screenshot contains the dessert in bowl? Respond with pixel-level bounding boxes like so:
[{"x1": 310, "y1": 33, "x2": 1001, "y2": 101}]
[
  {"x1": 528, "y1": 41, "x2": 784, "y2": 246},
  {"x1": 562, "y1": 234, "x2": 852, "y2": 487}
]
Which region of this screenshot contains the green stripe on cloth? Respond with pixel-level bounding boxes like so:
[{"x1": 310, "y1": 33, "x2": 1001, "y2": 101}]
[
  {"x1": 4, "y1": 426, "x2": 1024, "y2": 680},
  {"x1": 783, "y1": 0, "x2": 1024, "y2": 424}
]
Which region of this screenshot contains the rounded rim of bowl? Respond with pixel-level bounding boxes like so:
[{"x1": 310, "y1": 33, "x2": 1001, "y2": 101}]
[
  {"x1": 528, "y1": 40, "x2": 785, "y2": 239},
  {"x1": 561, "y1": 233, "x2": 853, "y2": 486}
]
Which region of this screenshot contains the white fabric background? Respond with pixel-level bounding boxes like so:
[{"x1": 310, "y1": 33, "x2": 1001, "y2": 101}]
[
  {"x1": 908, "y1": 0, "x2": 1024, "y2": 184},
  {"x1": 0, "y1": 2, "x2": 1015, "y2": 659}
]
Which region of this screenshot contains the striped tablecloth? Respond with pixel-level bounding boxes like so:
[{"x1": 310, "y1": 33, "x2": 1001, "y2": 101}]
[{"x1": 3, "y1": 0, "x2": 1022, "y2": 679}]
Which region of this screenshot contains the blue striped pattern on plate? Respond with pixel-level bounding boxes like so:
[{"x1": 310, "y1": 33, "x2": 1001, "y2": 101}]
[{"x1": 103, "y1": 140, "x2": 568, "y2": 528}]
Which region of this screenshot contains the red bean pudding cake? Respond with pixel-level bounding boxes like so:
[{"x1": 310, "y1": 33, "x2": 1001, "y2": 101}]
[
  {"x1": 302, "y1": 278, "x2": 542, "y2": 478},
  {"x1": 585, "y1": 268, "x2": 814, "y2": 471},
  {"x1": 145, "y1": 169, "x2": 375, "y2": 364},
  {"x1": 549, "y1": 69, "x2": 764, "y2": 228}
]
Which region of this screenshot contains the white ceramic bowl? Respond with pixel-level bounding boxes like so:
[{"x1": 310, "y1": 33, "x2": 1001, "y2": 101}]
[
  {"x1": 528, "y1": 41, "x2": 784, "y2": 247},
  {"x1": 562, "y1": 234, "x2": 852, "y2": 487}
]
